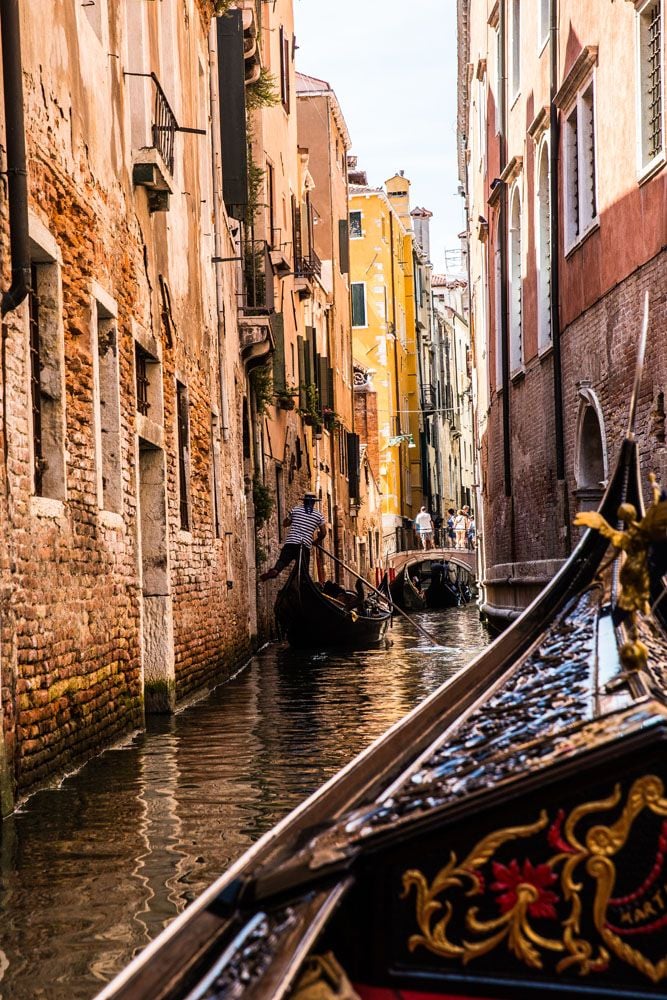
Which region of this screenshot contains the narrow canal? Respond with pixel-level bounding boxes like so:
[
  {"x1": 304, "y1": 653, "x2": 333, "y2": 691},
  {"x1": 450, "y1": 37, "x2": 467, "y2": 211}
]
[{"x1": 0, "y1": 607, "x2": 490, "y2": 1000}]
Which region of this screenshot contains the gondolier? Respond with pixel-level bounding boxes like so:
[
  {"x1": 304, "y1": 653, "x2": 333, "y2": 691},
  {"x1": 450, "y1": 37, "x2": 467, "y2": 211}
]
[{"x1": 260, "y1": 490, "x2": 326, "y2": 581}]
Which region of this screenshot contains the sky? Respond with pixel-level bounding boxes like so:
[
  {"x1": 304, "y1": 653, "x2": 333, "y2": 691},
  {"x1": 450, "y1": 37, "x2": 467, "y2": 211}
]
[{"x1": 293, "y1": 0, "x2": 464, "y2": 275}]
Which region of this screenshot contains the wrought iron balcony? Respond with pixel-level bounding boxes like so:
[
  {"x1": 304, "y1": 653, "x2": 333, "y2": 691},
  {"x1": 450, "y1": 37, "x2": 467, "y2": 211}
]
[
  {"x1": 239, "y1": 237, "x2": 275, "y2": 315},
  {"x1": 295, "y1": 251, "x2": 322, "y2": 280},
  {"x1": 421, "y1": 384, "x2": 437, "y2": 412},
  {"x1": 127, "y1": 72, "x2": 205, "y2": 211}
]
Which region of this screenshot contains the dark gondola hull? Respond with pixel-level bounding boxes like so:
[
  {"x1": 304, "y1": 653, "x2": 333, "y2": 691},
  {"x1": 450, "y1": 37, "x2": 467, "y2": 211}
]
[{"x1": 275, "y1": 557, "x2": 391, "y2": 649}]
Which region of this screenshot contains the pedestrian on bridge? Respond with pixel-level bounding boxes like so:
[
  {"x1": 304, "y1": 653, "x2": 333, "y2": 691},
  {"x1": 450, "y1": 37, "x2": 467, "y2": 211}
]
[
  {"x1": 453, "y1": 509, "x2": 468, "y2": 550},
  {"x1": 414, "y1": 507, "x2": 435, "y2": 550},
  {"x1": 466, "y1": 513, "x2": 476, "y2": 551}
]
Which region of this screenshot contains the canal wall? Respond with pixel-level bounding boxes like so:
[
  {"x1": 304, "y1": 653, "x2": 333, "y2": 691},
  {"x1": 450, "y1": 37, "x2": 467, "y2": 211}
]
[{"x1": 0, "y1": 0, "x2": 257, "y2": 813}]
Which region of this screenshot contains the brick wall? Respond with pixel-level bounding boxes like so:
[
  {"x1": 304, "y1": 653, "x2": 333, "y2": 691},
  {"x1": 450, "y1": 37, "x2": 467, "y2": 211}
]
[
  {"x1": 0, "y1": 0, "x2": 257, "y2": 807},
  {"x1": 481, "y1": 248, "x2": 667, "y2": 600}
]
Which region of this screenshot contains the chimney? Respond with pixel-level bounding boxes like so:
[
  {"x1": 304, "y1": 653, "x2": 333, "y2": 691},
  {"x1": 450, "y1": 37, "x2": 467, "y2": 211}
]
[{"x1": 411, "y1": 207, "x2": 433, "y2": 261}]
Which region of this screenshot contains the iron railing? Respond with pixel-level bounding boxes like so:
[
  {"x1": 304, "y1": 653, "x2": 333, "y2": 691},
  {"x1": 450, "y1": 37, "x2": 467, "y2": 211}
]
[
  {"x1": 124, "y1": 72, "x2": 205, "y2": 175},
  {"x1": 421, "y1": 384, "x2": 437, "y2": 412},
  {"x1": 239, "y1": 236, "x2": 275, "y2": 314},
  {"x1": 295, "y1": 250, "x2": 322, "y2": 279}
]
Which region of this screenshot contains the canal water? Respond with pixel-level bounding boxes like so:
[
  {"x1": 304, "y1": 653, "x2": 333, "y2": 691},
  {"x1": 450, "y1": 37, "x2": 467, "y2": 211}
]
[{"x1": 0, "y1": 606, "x2": 489, "y2": 1000}]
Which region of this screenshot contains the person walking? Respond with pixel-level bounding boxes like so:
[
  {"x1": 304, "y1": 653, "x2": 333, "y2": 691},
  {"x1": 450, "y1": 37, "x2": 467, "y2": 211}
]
[
  {"x1": 466, "y1": 513, "x2": 476, "y2": 551},
  {"x1": 260, "y1": 491, "x2": 326, "y2": 580},
  {"x1": 453, "y1": 509, "x2": 467, "y2": 550},
  {"x1": 446, "y1": 508, "x2": 456, "y2": 548},
  {"x1": 414, "y1": 506, "x2": 435, "y2": 550}
]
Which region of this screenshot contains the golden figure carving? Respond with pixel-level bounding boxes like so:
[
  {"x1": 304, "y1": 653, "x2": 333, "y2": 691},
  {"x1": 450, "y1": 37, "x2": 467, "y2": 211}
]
[
  {"x1": 573, "y1": 479, "x2": 667, "y2": 671},
  {"x1": 402, "y1": 776, "x2": 667, "y2": 983}
]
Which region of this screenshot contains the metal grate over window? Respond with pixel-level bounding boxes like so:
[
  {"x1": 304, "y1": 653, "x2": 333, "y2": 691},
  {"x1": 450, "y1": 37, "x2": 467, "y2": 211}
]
[
  {"x1": 176, "y1": 382, "x2": 190, "y2": 531},
  {"x1": 135, "y1": 346, "x2": 150, "y2": 416},
  {"x1": 647, "y1": 3, "x2": 663, "y2": 160},
  {"x1": 28, "y1": 264, "x2": 44, "y2": 495}
]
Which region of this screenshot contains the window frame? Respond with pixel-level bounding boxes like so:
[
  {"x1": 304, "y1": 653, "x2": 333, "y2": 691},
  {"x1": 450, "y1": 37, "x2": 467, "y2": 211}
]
[
  {"x1": 510, "y1": 0, "x2": 521, "y2": 102},
  {"x1": 538, "y1": 0, "x2": 550, "y2": 53},
  {"x1": 535, "y1": 136, "x2": 552, "y2": 353},
  {"x1": 635, "y1": 0, "x2": 665, "y2": 180},
  {"x1": 508, "y1": 182, "x2": 523, "y2": 375},
  {"x1": 349, "y1": 210, "x2": 363, "y2": 239},
  {"x1": 563, "y1": 73, "x2": 599, "y2": 255},
  {"x1": 27, "y1": 218, "x2": 67, "y2": 504},
  {"x1": 351, "y1": 281, "x2": 367, "y2": 328}
]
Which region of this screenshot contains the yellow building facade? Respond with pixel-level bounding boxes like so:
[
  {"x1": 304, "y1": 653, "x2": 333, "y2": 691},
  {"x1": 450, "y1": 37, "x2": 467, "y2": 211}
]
[{"x1": 349, "y1": 171, "x2": 423, "y2": 558}]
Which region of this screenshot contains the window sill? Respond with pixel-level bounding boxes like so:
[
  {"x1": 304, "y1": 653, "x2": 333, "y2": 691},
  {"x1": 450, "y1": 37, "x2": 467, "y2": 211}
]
[
  {"x1": 510, "y1": 90, "x2": 521, "y2": 112},
  {"x1": 510, "y1": 366, "x2": 525, "y2": 384},
  {"x1": 564, "y1": 217, "x2": 600, "y2": 259},
  {"x1": 31, "y1": 496, "x2": 65, "y2": 520},
  {"x1": 538, "y1": 341, "x2": 554, "y2": 361},
  {"x1": 98, "y1": 509, "x2": 124, "y2": 530},
  {"x1": 637, "y1": 151, "x2": 665, "y2": 186},
  {"x1": 178, "y1": 528, "x2": 193, "y2": 542}
]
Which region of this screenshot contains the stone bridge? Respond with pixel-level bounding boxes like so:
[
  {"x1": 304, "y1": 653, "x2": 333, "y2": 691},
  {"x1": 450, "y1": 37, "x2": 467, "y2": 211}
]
[{"x1": 388, "y1": 549, "x2": 477, "y2": 577}]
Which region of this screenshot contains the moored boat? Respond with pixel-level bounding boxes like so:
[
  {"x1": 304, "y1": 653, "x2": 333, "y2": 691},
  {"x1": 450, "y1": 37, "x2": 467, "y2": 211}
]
[
  {"x1": 274, "y1": 550, "x2": 392, "y2": 649},
  {"x1": 389, "y1": 563, "x2": 427, "y2": 611},
  {"x1": 97, "y1": 434, "x2": 667, "y2": 1000}
]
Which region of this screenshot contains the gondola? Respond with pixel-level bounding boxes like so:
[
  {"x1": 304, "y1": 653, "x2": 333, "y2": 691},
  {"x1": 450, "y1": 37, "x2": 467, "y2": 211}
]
[
  {"x1": 426, "y1": 558, "x2": 464, "y2": 608},
  {"x1": 389, "y1": 563, "x2": 427, "y2": 611},
  {"x1": 274, "y1": 548, "x2": 392, "y2": 649},
  {"x1": 97, "y1": 432, "x2": 667, "y2": 997}
]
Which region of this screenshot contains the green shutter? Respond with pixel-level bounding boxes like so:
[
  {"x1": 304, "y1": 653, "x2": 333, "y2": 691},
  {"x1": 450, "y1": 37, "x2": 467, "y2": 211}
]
[
  {"x1": 297, "y1": 336, "x2": 306, "y2": 408},
  {"x1": 351, "y1": 283, "x2": 366, "y2": 327},
  {"x1": 272, "y1": 311, "x2": 286, "y2": 392},
  {"x1": 339, "y1": 219, "x2": 349, "y2": 274},
  {"x1": 347, "y1": 432, "x2": 360, "y2": 501},
  {"x1": 318, "y1": 356, "x2": 330, "y2": 409}
]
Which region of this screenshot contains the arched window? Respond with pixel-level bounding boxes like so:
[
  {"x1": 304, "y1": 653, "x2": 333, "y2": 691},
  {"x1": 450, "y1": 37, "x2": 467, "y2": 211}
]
[
  {"x1": 575, "y1": 389, "x2": 608, "y2": 512},
  {"x1": 536, "y1": 139, "x2": 551, "y2": 351},
  {"x1": 509, "y1": 186, "x2": 522, "y2": 372},
  {"x1": 494, "y1": 216, "x2": 503, "y2": 390}
]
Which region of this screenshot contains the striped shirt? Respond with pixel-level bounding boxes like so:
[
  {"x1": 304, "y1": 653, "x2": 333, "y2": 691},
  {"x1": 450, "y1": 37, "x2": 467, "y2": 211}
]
[{"x1": 285, "y1": 505, "x2": 325, "y2": 548}]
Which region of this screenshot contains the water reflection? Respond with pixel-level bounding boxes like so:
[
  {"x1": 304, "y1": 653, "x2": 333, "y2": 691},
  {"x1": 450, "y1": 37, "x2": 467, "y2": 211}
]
[{"x1": 0, "y1": 606, "x2": 489, "y2": 1000}]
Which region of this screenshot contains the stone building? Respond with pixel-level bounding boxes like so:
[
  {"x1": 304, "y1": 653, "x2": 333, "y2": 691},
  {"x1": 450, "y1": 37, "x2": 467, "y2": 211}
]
[
  {"x1": 295, "y1": 72, "x2": 359, "y2": 582},
  {"x1": 458, "y1": 0, "x2": 667, "y2": 627},
  {"x1": 431, "y1": 275, "x2": 476, "y2": 522},
  {"x1": 348, "y1": 168, "x2": 425, "y2": 558},
  {"x1": 0, "y1": 0, "x2": 298, "y2": 812}
]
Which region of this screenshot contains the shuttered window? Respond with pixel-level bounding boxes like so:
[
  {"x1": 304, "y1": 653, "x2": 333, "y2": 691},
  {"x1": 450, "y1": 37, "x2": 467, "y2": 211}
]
[
  {"x1": 351, "y1": 283, "x2": 367, "y2": 327},
  {"x1": 564, "y1": 79, "x2": 598, "y2": 251},
  {"x1": 338, "y1": 218, "x2": 350, "y2": 273}
]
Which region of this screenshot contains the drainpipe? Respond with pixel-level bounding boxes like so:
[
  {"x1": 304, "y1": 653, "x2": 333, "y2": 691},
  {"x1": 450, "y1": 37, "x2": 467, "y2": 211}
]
[
  {"x1": 549, "y1": 0, "x2": 570, "y2": 549},
  {"x1": 498, "y1": 0, "x2": 511, "y2": 502},
  {"x1": 1, "y1": 0, "x2": 31, "y2": 317},
  {"x1": 209, "y1": 19, "x2": 230, "y2": 443}
]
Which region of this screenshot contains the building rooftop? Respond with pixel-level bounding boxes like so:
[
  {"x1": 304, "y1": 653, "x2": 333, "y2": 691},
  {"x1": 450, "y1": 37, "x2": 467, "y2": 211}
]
[{"x1": 295, "y1": 71, "x2": 351, "y2": 149}]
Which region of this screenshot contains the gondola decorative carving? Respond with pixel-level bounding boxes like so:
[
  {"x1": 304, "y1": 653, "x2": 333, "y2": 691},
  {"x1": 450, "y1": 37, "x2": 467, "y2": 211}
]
[
  {"x1": 402, "y1": 775, "x2": 667, "y2": 982},
  {"x1": 574, "y1": 476, "x2": 667, "y2": 672}
]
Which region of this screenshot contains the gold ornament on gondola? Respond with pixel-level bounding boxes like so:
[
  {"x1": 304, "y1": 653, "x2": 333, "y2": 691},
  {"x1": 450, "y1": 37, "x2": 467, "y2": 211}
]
[
  {"x1": 402, "y1": 776, "x2": 667, "y2": 983},
  {"x1": 573, "y1": 475, "x2": 667, "y2": 671}
]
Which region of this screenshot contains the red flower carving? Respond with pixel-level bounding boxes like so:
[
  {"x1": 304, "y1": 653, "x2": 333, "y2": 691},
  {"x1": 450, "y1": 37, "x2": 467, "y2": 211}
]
[{"x1": 490, "y1": 859, "x2": 559, "y2": 919}]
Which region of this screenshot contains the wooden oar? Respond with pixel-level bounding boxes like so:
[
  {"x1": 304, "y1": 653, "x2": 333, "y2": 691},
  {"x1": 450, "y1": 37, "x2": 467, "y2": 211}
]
[{"x1": 315, "y1": 544, "x2": 445, "y2": 648}]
